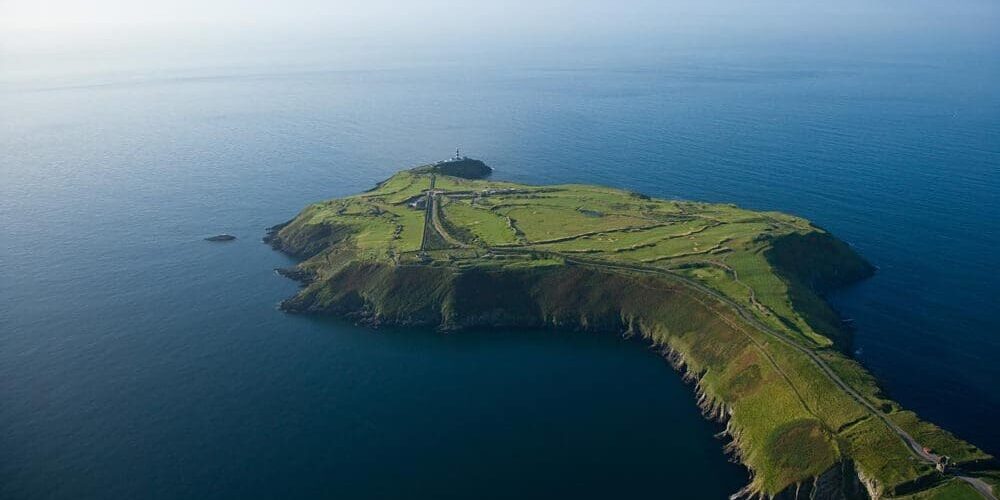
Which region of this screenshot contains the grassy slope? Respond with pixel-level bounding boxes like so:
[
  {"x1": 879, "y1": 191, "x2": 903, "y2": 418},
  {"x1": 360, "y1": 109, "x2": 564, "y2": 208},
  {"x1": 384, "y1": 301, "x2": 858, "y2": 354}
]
[
  {"x1": 268, "y1": 167, "x2": 996, "y2": 498},
  {"x1": 899, "y1": 480, "x2": 984, "y2": 500}
]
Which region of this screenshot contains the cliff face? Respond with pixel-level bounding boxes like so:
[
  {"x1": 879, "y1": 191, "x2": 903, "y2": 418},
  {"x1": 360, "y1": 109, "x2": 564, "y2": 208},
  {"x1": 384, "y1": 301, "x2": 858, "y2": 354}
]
[
  {"x1": 770, "y1": 460, "x2": 869, "y2": 500},
  {"x1": 268, "y1": 236, "x2": 877, "y2": 498},
  {"x1": 764, "y1": 231, "x2": 876, "y2": 350},
  {"x1": 766, "y1": 231, "x2": 875, "y2": 295},
  {"x1": 278, "y1": 261, "x2": 646, "y2": 332}
]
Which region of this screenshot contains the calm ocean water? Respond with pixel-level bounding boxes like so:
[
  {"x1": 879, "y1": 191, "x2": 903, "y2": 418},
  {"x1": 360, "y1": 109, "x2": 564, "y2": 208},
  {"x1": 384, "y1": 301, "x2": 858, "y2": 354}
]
[{"x1": 2, "y1": 42, "x2": 998, "y2": 498}]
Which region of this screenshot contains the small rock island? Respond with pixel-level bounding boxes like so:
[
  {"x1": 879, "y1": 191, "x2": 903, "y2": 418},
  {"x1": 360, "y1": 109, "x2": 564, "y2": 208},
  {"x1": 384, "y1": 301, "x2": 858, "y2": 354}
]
[{"x1": 267, "y1": 157, "x2": 999, "y2": 499}]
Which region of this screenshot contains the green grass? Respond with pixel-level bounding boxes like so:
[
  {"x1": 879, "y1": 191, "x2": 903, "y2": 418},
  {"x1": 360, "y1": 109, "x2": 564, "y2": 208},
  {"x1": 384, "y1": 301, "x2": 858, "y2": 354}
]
[
  {"x1": 269, "y1": 167, "x2": 997, "y2": 498},
  {"x1": 441, "y1": 198, "x2": 520, "y2": 245},
  {"x1": 889, "y1": 411, "x2": 992, "y2": 464},
  {"x1": 498, "y1": 204, "x2": 650, "y2": 242},
  {"x1": 899, "y1": 479, "x2": 984, "y2": 499},
  {"x1": 361, "y1": 171, "x2": 430, "y2": 204},
  {"x1": 762, "y1": 419, "x2": 840, "y2": 489}
]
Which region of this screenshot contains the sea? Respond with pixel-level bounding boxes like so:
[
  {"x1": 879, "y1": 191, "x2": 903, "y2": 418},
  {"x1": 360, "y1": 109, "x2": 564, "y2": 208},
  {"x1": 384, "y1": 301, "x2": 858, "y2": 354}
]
[{"x1": 2, "y1": 37, "x2": 998, "y2": 499}]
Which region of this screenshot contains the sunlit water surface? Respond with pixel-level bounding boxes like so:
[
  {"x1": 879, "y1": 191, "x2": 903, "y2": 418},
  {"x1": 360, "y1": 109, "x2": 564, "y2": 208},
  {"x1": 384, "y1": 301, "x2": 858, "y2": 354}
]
[{"x1": 2, "y1": 41, "x2": 998, "y2": 498}]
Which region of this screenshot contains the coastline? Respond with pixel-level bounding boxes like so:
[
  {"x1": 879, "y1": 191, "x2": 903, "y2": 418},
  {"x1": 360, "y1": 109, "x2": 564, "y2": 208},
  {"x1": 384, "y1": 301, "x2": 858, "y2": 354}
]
[{"x1": 265, "y1": 167, "x2": 999, "y2": 499}]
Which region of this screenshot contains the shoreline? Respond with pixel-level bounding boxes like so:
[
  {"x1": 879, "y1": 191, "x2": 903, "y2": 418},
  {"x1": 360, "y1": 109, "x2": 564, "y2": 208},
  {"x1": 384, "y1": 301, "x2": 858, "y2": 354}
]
[{"x1": 265, "y1": 166, "x2": 999, "y2": 498}]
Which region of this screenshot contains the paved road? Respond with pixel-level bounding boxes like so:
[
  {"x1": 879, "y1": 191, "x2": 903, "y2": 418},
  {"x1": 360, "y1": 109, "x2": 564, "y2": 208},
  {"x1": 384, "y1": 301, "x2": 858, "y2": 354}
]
[
  {"x1": 418, "y1": 176, "x2": 436, "y2": 251},
  {"x1": 420, "y1": 176, "x2": 468, "y2": 250},
  {"x1": 429, "y1": 194, "x2": 467, "y2": 248}
]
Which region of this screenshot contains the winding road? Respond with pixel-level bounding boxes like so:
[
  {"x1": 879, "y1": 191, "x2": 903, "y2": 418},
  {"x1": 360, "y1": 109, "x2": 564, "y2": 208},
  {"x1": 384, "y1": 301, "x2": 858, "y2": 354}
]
[
  {"x1": 521, "y1": 251, "x2": 995, "y2": 499},
  {"x1": 424, "y1": 192, "x2": 995, "y2": 499}
]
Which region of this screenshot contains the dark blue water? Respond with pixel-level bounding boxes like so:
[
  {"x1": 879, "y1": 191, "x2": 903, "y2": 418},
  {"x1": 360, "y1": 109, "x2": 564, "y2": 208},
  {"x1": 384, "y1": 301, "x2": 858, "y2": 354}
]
[{"x1": 2, "y1": 41, "x2": 998, "y2": 498}]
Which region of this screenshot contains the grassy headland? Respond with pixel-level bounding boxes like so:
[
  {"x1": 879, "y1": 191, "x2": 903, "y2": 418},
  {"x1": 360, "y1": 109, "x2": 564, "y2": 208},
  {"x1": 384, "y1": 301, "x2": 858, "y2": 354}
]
[{"x1": 266, "y1": 162, "x2": 997, "y2": 499}]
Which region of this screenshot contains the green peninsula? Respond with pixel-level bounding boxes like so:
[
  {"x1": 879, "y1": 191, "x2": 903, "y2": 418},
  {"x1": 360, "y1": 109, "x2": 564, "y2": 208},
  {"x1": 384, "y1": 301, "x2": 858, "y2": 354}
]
[{"x1": 267, "y1": 159, "x2": 998, "y2": 499}]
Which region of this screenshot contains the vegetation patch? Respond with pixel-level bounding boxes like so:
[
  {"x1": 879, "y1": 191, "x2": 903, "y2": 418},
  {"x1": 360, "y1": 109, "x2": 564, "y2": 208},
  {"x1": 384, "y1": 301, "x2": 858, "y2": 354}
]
[
  {"x1": 267, "y1": 162, "x2": 998, "y2": 499},
  {"x1": 763, "y1": 419, "x2": 840, "y2": 489}
]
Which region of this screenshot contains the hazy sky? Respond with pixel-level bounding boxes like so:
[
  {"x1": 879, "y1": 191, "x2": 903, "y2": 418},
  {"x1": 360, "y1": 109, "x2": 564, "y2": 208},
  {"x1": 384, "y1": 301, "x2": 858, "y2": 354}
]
[
  {"x1": 3, "y1": 0, "x2": 996, "y2": 45},
  {"x1": 1, "y1": 0, "x2": 996, "y2": 79}
]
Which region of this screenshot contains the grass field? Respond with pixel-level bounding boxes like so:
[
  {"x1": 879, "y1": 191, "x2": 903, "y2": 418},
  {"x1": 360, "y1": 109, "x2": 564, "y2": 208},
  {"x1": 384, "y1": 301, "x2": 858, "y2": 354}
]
[{"x1": 269, "y1": 165, "x2": 998, "y2": 499}]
